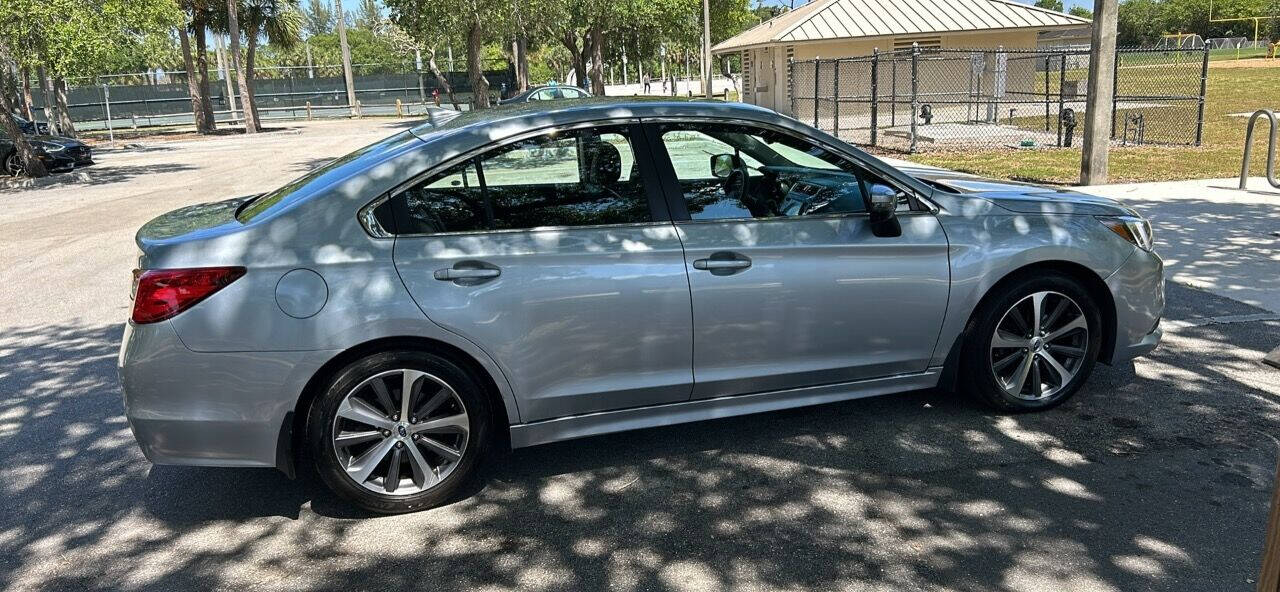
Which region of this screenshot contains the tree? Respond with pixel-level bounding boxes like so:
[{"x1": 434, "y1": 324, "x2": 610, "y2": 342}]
[
  {"x1": 261, "y1": 28, "x2": 413, "y2": 70},
  {"x1": 1034, "y1": 0, "x2": 1064, "y2": 12},
  {"x1": 211, "y1": 0, "x2": 303, "y2": 127},
  {"x1": 225, "y1": 0, "x2": 258, "y2": 132},
  {"x1": 1117, "y1": 0, "x2": 1168, "y2": 45},
  {"x1": 1069, "y1": 5, "x2": 1093, "y2": 18},
  {"x1": 303, "y1": 0, "x2": 335, "y2": 35},
  {"x1": 752, "y1": 2, "x2": 787, "y2": 22},
  {"x1": 179, "y1": 0, "x2": 219, "y2": 133},
  {"x1": 354, "y1": 0, "x2": 384, "y2": 32},
  {"x1": 386, "y1": 0, "x2": 506, "y2": 108},
  {"x1": 239, "y1": 0, "x2": 304, "y2": 125},
  {"x1": 0, "y1": 40, "x2": 46, "y2": 177},
  {"x1": 0, "y1": 0, "x2": 179, "y2": 172}
]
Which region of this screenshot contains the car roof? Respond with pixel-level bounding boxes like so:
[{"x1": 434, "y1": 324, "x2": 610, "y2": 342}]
[{"x1": 409, "y1": 98, "x2": 780, "y2": 142}]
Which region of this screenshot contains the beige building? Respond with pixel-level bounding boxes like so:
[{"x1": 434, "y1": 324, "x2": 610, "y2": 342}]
[{"x1": 713, "y1": 0, "x2": 1089, "y2": 114}]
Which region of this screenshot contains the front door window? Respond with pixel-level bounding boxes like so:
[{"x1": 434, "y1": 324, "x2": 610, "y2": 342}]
[{"x1": 654, "y1": 122, "x2": 909, "y2": 222}]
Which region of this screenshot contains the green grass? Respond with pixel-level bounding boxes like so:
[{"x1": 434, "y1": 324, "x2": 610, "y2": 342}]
[{"x1": 907, "y1": 64, "x2": 1280, "y2": 184}]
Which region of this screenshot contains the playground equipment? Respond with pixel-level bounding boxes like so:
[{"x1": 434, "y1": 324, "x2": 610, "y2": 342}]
[
  {"x1": 1155, "y1": 33, "x2": 1204, "y2": 50},
  {"x1": 1239, "y1": 109, "x2": 1279, "y2": 190}
]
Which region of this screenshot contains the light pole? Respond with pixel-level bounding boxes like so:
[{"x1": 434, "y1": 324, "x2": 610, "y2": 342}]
[{"x1": 702, "y1": 0, "x2": 712, "y2": 98}]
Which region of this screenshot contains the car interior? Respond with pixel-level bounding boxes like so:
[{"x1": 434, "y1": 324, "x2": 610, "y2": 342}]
[
  {"x1": 656, "y1": 123, "x2": 910, "y2": 222},
  {"x1": 392, "y1": 126, "x2": 650, "y2": 234},
  {"x1": 378, "y1": 121, "x2": 914, "y2": 237}
]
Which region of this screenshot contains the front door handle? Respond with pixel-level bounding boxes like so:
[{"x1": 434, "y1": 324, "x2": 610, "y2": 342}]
[
  {"x1": 692, "y1": 253, "x2": 752, "y2": 275},
  {"x1": 434, "y1": 265, "x2": 501, "y2": 281}
]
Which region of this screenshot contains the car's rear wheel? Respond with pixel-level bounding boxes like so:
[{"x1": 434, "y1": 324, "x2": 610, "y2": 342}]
[
  {"x1": 961, "y1": 274, "x2": 1102, "y2": 411},
  {"x1": 307, "y1": 350, "x2": 490, "y2": 513}
]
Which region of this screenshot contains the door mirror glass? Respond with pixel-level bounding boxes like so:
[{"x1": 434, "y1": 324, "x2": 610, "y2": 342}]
[{"x1": 709, "y1": 153, "x2": 737, "y2": 179}]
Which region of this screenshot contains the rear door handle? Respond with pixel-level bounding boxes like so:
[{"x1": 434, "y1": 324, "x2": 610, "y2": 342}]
[
  {"x1": 434, "y1": 267, "x2": 501, "y2": 281},
  {"x1": 692, "y1": 259, "x2": 751, "y2": 271}
]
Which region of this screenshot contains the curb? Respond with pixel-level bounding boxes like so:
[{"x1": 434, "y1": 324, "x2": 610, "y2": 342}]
[{"x1": 0, "y1": 172, "x2": 92, "y2": 190}]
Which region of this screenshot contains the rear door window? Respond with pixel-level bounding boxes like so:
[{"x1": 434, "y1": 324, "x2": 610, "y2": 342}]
[{"x1": 392, "y1": 125, "x2": 656, "y2": 234}]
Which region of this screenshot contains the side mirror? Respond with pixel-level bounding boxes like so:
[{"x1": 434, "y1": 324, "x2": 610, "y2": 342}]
[
  {"x1": 709, "y1": 153, "x2": 737, "y2": 179},
  {"x1": 868, "y1": 185, "x2": 902, "y2": 238}
]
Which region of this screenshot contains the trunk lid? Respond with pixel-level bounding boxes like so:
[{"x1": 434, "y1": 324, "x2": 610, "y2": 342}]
[
  {"x1": 134, "y1": 195, "x2": 258, "y2": 269},
  {"x1": 135, "y1": 195, "x2": 256, "y2": 246}
]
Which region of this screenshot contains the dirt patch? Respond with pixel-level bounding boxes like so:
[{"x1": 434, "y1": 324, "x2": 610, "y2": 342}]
[{"x1": 1209, "y1": 58, "x2": 1280, "y2": 69}]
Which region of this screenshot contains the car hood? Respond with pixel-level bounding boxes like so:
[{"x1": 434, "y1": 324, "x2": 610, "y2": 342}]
[
  {"x1": 31, "y1": 135, "x2": 87, "y2": 149},
  {"x1": 912, "y1": 170, "x2": 1136, "y2": 217}
]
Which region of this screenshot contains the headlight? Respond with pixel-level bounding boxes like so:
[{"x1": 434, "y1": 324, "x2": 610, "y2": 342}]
[
  {"x1": 1097, "y1": 215, "x2": 1154, "y2": 251},
  {"x1": 37, "y1": 141, "x2": 66, "y2": 153}
]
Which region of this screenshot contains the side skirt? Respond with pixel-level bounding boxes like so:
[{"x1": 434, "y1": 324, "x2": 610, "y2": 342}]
[{"x1": 509, "y1": 368, "x2": 942, "y2": 448}]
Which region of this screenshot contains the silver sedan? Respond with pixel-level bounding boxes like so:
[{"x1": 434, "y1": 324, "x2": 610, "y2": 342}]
[{"x1": 119, "y1": 100, "x2": 1163, "y2": 513}]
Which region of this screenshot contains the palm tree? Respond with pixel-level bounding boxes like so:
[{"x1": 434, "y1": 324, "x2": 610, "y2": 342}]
[
  {"x1": 242, "y1": 0, "x2": 305, "y2": 124},
  {"x1": 179, "y1": 0, "x2": 218, "y2": 133},
  {"x1": 213, "y1": 0, "x2": 304, "y2": 126}
]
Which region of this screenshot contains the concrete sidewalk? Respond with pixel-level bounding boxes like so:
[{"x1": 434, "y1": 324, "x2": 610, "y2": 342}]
[{"x1": 1076, "y1": 177, "x2": 1280, "y2": 314}]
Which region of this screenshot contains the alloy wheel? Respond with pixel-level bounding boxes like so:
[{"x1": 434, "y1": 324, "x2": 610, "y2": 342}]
[
  {"x1": 989, "y1": 291, "x2": 1089, "y2": 401},
  {"x1": 4, "y1": 154, "x2": 23, "y2": 176},
  {"x1": 330, "y1": 369, "x2": 470, "y2": 495}
]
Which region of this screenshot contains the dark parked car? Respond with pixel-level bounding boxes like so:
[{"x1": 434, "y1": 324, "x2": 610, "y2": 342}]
[
  {"x1": 13, "y1": 114, "x2": 50, "y2": 135},
  {"x1": 1, "y1": 128, "x2": 93, "y2": 175},
  {"x1": 499, "y1": 84, "x2": 592, "y2": 105}
]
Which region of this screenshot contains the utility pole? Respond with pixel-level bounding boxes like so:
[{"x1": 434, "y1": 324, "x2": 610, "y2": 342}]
[
  {"x1": 415, "y1": 48, "x2": 426, "y2": 103},
  {"x1": 215, "y1": 35, "x2": 238, "y2": 122},
  {"x1": 305, "y1": 40, "x2": 315, "y2": 79},
  {"x1": 335, "y1": 0, "x2": 358, "y2": 116},
  {"x1": 1261, "y1": 456, "x2": 1280, "y2": 592},
  {"x1": 1080, "y1": 0, "x2": 1118, "y2": 185},
  {"x1": 706, "y1": 0, "x2": 716, "y2": 97}
]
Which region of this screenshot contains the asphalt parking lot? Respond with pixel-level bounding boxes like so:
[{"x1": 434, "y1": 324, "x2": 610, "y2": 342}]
[{"x1": 1, "y1": 119, "x2": 1278, "y2": 592}]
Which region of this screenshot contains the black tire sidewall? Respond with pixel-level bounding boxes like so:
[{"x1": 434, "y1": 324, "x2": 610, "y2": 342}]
[
  {"x1": 306, "y1": 350, "x2": 491, "y2": 514},
  {"x1": 962, "y1": 274, "x2": 1103, "y2": 412}
]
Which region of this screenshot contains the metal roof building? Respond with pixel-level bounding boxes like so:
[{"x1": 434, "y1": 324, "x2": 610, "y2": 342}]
[{"x1": 714, "y1": 0, "x2": 1089, "y2": 113}]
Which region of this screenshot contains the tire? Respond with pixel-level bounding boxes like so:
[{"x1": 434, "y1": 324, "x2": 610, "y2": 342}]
[
  {"x1": 3, "y1": 152, "x2": 22, "y2": 176},
  {"x1": 960, "y1": 273, "x2": 1103, "y2": 412},
  {"x1": 306, "y1": 350, "x2": 491, "y2": 514}
]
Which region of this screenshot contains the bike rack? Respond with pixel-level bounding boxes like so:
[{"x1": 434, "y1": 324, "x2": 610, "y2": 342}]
[{"x1": 1239, "y1": 109, "x2": 1280, "y2": 190}]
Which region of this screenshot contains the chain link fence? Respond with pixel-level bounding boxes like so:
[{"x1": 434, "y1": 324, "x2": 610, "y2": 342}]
[
  {"x1": 790, "y1": 46, "x2": 1209, "y2": 153},
  {"x1": 27, "y1": 61, "x2": 515, "y2": 131}
]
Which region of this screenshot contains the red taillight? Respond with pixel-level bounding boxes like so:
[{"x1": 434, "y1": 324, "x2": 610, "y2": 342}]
[{"x1": 130, "y1": 267, "x2": 246, "y2": 324}]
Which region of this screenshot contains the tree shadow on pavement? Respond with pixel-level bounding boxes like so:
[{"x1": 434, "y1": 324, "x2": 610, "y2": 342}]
[
  {"x1": 1125, "y1": 197, "x2": 1280, "y2": 313},
  {"x1": 0, "y1": 299, "x2": 1277, "y2": 590},
  {"x1": 0, "y1": 163, "x2": 199, "y2": 195}
]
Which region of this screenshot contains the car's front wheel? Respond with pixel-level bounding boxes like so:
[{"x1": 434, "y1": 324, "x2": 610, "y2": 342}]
[
  {"x1": 306, "y1": 350, "x2": 491, "y2": 513},
  {"x1": 961, "y1": 273, "x2": 1103, "y2": 411},
  {"x1": 3, "y1": 152, "x2": 24, "y2": 176}
]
